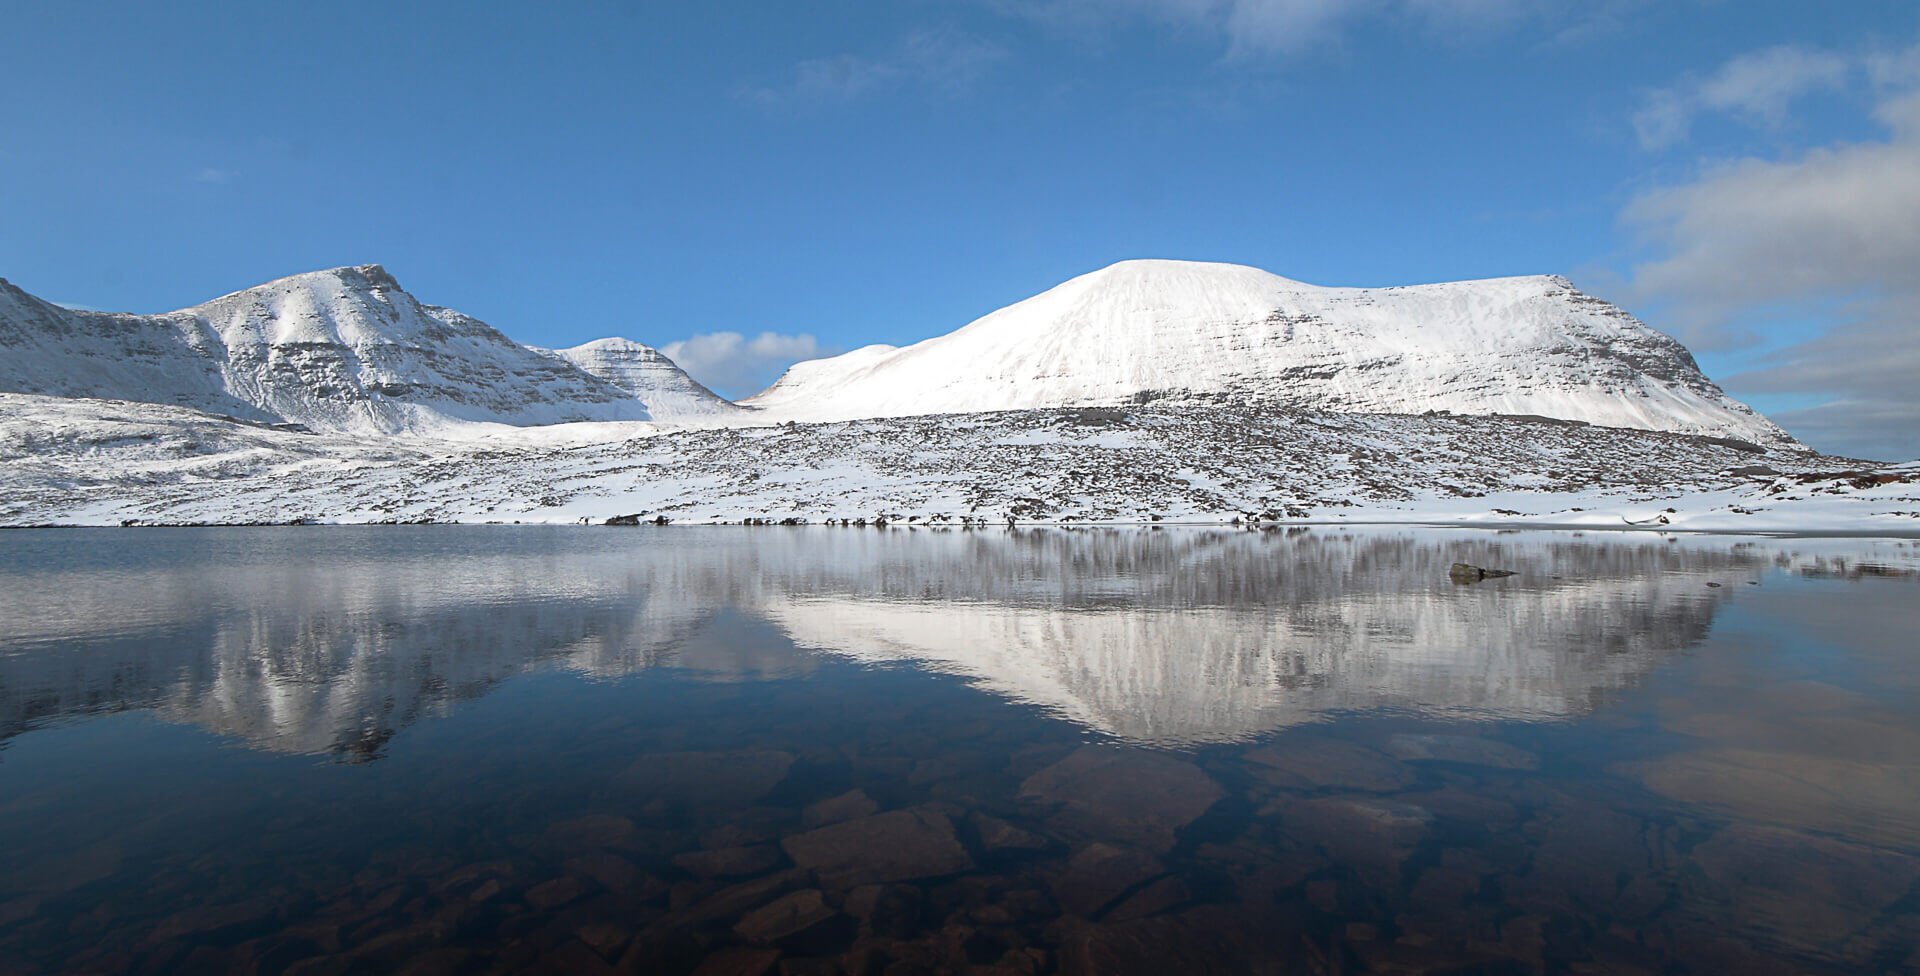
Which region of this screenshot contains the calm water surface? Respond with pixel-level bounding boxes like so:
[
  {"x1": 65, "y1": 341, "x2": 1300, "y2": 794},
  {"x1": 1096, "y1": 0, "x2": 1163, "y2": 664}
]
[{"x1": 0, "y1": 526, "x2": 1916, "y2": 975}]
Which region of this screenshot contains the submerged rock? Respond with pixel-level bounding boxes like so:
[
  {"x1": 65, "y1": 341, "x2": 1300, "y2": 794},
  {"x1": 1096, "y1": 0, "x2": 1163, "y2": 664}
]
[
  {"x1": 782, "y1": 808, "x2": 973, "y2": 888},
  {"x1": 1242, "y1": 737, "x2": 1415, "y2": 793},
  {"x1": 972, "y1": 812, "x2": 1050, "y2": 853},
  {"x1": 545, "y1": 813, "x2": 641, "y2": 851},
  {"x1": 688, "y1": 946, "x2": 782, "y2": 976},
  {"x1": 1048, "y1": 842, "x2": 1165, "y2": 917},
  {"x1": 1057, "y1": 905, "x2": 1292, "y2": 976},
  {"x1": 733, "y1": 889, "x2": 843, "y2": 945},
  {"x1": 802, "y1": 789, "x2": 880, "y2": 828},
  {"x1": 1264, "y1": 796, "x2": 1435, "y2": 876},
  {"x1": 1105, "y1": 875, "x2": 1193, "y2": 923},
  {"x1": 1685, "y1": 824, "x2": 1920, "y2": 964},
  {"x1": 1018, "y1": 746, "x2": 1223, "y2": 853},
  {"x1": 674, "y1": 869, "x2": 813, "y2": 927},
  {"x1": 843, "y1": 883, "x2": 925, "y2": 938},
  {"x1": 673, "y1": 845, "x2": 785, "y2": 878},
  {"x1": 524, "y1": 876, "x2": 588, "y2": 912}
]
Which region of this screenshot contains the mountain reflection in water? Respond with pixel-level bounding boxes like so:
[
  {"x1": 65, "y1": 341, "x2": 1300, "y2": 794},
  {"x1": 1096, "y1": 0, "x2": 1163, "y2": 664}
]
[
  {"x1": 0, "y1": 526, "x2": 1807, "y2": 755},
  {"x1": 0, "y1": 526, "x2": 1916, "y2": 976}
]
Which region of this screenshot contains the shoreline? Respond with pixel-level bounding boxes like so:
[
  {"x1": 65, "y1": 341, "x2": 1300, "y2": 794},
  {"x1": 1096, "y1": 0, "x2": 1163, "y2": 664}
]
[{"x1": 7, "y1": 518, "x2": 1919, "y2": 540}]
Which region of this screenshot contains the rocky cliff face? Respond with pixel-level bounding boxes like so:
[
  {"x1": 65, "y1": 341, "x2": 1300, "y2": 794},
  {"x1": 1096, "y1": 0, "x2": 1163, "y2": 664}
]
[
  {"x1": 745, "y1": 259, "x2": 1792, "y2": 446},
  {"x1": 0, "y1": 266, "x2": 654, "y2": 433}
]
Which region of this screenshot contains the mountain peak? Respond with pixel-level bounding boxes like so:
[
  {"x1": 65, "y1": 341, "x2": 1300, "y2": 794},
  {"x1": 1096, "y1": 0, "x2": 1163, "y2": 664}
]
[
  {"x1": 275, "y1": 263, "x2": 402, "y2": 293},
  {"x1": 1073, "y1": 258, "x2": 1312, "y2": 291},
  {"x1": 0, "y1": 268, "x2": 654, "y2": 434},
  {"x1": 333, "y1": 264, "x2": 401, "y2": 291},
  {"x1": 747, "y1": 259, "x2": 1791, "y2": 446},
  {"x1": 562, "y1": 336, "x2": 662, "y2": 356}
]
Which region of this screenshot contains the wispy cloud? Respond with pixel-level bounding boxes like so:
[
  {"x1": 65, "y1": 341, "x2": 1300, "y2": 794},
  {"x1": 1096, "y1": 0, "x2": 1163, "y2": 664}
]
[
  {"x1": 992, "y1": 0, "x2": 1582, "y2": 58},
  {"x1": 194, "y1": 167, "x2": 236, "y2": 184},
  {"x1": 750, "y1": 27, "x2": 1008, "y2": 102},
  {"x1": 661, "y1": 331, "x2": 825, "y2": 398},
  {"x1": 1632, "y1": 45, "x2": 1852, "y2": 150},
  {"x1": 1623, "y1": 55, "x2": 1920, "y2": 459}
]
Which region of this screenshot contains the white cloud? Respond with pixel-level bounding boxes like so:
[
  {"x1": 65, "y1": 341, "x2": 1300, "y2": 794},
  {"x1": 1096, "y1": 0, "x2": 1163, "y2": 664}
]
[
  {"x1": 1623, "y1": 74, "x2": 1920, "y2": 459},
  {"x1": 661, "y1": 331, "x2": 824, "y2": 398},
  {"x1": 1866, "y1": 40, "x2": 1920, "y2": 91},
  {"x1": 194, "y1": 167, "x2": 236, "y2": 184},
  {"x1": 1632, "y1": 45, "x2": 1852, "y2": 150},
  {"x1": 753, "y1": 27, "x2": 1007, "y2": 102}
]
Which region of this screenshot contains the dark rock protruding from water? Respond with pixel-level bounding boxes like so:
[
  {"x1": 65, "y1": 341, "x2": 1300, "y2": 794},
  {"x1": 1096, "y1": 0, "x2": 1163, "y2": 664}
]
[{"x1": 1449, "y1": 562, "x2": 1516, "y2": 584}]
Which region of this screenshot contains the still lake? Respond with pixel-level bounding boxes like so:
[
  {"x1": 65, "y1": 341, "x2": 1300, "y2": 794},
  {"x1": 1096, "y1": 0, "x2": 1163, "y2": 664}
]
[{"x1": 0, "y1": 526, "x2": 1916, "y2": 975}]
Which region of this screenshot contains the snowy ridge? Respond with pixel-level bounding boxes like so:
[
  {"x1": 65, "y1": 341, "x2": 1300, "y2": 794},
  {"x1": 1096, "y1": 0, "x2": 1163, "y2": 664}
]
[
  {"x1": 0, "y1": 266, "x2": 658, "y2": 434},
  {"x1": 536, "y1": 337, "x2": 741, "y2": 421},
  {"x1": 745, "y1": 259, "x2": 1791, "y2": 446}
]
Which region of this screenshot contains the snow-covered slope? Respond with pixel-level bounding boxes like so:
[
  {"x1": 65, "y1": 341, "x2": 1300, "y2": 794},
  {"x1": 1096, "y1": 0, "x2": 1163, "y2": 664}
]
[
  {"x1": 536, "y1": 337, "x2": 740, "y2": 421},
  {"x1": 0, "y1": 266, "x2": 653, "y2": 434},
  {"x1": 6, "y1": 392, "x2": 1912, "y2": 531},
  {"x1": 744, "y1": 259, "x2": 1791, "y2": 445}
]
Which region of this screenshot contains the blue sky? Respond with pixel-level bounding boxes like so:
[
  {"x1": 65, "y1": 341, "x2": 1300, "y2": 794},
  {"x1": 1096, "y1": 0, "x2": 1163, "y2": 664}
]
[{"x1": 3, "y1": 2, "x2": 1917, "y2": 457}]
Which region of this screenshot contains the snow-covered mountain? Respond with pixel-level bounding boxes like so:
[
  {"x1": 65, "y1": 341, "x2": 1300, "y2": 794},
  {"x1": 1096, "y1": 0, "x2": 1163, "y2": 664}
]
[
  {"x1": 744, "y1": 259, "x2": 1791, "y2": 445},
  {"x1": 0, "y1": 266, "x2": 658, "y2": 434},
  {"x1": 536, "y1": 337, "x2": 740, "y2": 420}
]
